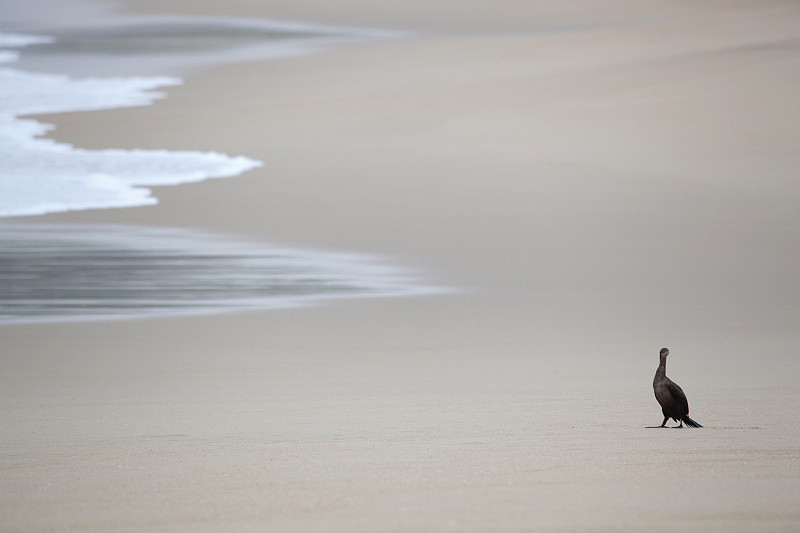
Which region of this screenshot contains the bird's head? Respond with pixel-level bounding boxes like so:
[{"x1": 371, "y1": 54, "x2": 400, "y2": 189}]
[{"x1": 660, "y1": 347, "x2": 669, "y2": 357}]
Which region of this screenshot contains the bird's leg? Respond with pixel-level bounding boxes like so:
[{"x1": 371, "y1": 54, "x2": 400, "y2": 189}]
[
  {"x1": 660, "y1": 417, "x2": 668, "y2": 428},
  {"x1": 673, "y1": 420, "x2": 683, "y2": 428}
]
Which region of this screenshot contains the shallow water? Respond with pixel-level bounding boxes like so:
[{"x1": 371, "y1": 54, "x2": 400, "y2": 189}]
[
  {"x1": 0, "y1": 224, "x2": 440, "y2": 323},
  {"x1": 0, "y1": 28, "x2": 262, "y2": 218},
  {"x1": 0, "y1": 15, "x2": 398, "y2": 218},
  {"x1": 11, "y1": 15, "x2": 397, "y2": 77}
]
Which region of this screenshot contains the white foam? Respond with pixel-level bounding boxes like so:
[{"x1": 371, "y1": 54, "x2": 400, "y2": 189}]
[
  {"x1": 0, "y1": 32, "x2": 53, "y2": 64},
  {"x1": 0, "y1": 13, "x2": 405, "y2": 218},
  {"x1": 0, "y1": 31, "x2": 54, "y2": 48},
  {"x1": 0, "y1": 31, "x2": 262, "y2": 217}
]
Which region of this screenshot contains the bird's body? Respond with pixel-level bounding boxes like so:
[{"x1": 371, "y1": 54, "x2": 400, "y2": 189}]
[{"x1": 653, "y1": 348, "x2": 702, "y2": 428}]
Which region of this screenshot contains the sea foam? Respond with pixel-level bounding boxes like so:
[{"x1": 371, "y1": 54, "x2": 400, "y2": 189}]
[{"x1": 0, "y1": 30, "x2": 262, "y2": 217}]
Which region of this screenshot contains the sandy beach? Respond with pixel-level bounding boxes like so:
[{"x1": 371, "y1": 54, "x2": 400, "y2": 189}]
[{"x1": 2, "y1": 1, "x2": 800, "y2": 531}]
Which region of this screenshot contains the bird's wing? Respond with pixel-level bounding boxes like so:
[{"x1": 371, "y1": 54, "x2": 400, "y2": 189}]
[{"x1": 666, "y1": 378, "x2": 690, "y2": 413}]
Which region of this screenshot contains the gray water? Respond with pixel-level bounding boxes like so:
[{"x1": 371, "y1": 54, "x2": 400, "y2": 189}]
[{"x1": 0, "y1": 224, "x2": 439, "y2": 323}]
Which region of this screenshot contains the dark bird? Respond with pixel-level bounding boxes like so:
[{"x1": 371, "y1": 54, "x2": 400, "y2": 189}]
[{"x1": 653, "y1": 347, "x2": 702, "y2": 428}]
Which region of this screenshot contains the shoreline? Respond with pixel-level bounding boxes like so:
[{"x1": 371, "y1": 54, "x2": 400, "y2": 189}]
[{"x1": 2, "y1": 1, "x2": 800, "y2": 531}]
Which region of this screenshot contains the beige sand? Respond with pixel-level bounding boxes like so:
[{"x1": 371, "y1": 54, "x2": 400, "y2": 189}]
[{"x1": 2, "y1": 1, "x2": 800, "y2": 531}]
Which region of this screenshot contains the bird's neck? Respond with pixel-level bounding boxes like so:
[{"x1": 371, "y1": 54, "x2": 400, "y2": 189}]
[{"x1": 655, "y1": 355, "x2": 667, "y2": 378}]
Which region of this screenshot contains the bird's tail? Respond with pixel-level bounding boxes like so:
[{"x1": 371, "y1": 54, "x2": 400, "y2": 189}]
[{"x1": 682, "y1": 415, "x2": 703, "y2": 428}]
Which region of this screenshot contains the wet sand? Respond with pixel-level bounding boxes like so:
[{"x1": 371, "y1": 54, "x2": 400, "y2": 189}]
[{"x1": 2, "y1": 0, "x2": 800, "y2": 531}]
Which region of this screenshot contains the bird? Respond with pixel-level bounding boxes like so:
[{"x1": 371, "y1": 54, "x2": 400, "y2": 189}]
[{"x1": 652, "y1": 347, "x2": 702, "y2": 428}]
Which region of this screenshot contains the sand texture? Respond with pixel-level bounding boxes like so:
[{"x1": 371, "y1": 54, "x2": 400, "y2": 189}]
[{"x1": 2, "y1": 0, "x2": 800, "y2": 531}]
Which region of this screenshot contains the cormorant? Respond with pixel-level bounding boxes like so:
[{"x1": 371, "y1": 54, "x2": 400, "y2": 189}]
[{"x1": 653, "y1": 347, "x2": 702, "y2": 428}]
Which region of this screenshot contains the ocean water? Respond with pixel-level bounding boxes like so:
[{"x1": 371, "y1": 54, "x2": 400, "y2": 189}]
[
  {"x1": 0, "y1": 14, "x2": 399, "y2": 217},
  {"x1": 0, "y1": 224, "x2": 438, "y2": 324},
  {"x1": 0, "y1": 30, "x2": 262, "y2": 217},
  {"x1": 0, "y1": 11, "x2": 433, "y2": 322}
]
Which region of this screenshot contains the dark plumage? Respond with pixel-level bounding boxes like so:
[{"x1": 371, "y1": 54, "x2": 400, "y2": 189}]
[{"x1": 653, "y1": 347, "x2": 702, "y2": 428}]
